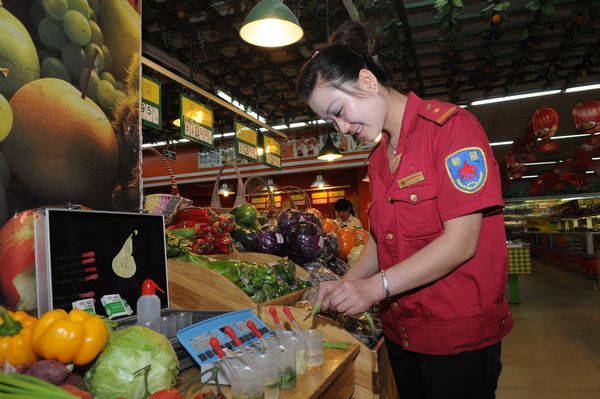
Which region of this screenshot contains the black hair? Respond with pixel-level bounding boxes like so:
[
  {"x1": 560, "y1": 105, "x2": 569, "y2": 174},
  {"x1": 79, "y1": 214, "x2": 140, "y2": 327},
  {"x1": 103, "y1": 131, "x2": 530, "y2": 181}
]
[
  {"x1": 296, "y1": 21, "x2": 389, "y2": 103},
  {"x1": 334, "y1": 198, "x2": 355, "y2": 216}
]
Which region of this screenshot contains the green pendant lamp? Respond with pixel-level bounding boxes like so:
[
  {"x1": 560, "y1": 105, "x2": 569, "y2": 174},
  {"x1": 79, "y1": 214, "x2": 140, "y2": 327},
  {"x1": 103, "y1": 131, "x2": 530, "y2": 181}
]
[
  {"x1": 240, "y1": 0, "x2": 304, "y2": 47},
  {"x1": 317, "y1": 132, "x2": 343, "y2": 161}
]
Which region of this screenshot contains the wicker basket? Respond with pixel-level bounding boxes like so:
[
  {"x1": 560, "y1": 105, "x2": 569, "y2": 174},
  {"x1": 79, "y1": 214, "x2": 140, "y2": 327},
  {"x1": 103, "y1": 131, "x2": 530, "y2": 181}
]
[
  {"x1": 143, "y1": 148, "x2": 193, "y2": 224},
  {"x1": 210, "y1": 162, "x2": 246, "y2": 213}
]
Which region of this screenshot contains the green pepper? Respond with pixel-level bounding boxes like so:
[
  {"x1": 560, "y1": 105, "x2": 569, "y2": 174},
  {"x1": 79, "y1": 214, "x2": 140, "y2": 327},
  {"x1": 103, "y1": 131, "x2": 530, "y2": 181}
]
[{"x1": 169, "y1": 227, "x2": 197, "y2": 238}]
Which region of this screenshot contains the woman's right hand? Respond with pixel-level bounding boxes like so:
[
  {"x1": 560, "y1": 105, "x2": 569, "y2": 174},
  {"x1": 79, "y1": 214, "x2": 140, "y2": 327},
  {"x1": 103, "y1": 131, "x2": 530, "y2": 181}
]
[{"x1": 315, "y1": 280, "x2": 341, "y2": 311}]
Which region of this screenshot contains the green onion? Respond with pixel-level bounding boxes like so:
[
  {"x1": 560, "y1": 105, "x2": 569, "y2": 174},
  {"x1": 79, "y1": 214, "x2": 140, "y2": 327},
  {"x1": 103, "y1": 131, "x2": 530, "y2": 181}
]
[
  {"x1": 0, "y1": 373, "x2": 78, "y2": 399},
  {"x1": 323, "y1": 341, "x2": 349, "y2": 349}
]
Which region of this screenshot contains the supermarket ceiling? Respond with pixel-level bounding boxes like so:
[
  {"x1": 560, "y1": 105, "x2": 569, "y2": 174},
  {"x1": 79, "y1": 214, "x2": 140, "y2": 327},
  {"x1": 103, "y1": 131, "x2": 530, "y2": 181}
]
[{"x1": 141, "y1": 0, "x2": 600, "y2": 175}]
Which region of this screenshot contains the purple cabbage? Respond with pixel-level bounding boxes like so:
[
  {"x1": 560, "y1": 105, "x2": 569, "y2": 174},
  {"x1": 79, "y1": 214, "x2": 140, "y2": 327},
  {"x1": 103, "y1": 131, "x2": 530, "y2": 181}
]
[
  {"x1": 301, "y1": 209, "x2": 322, "y2": 229},
  {"x1": 327, "y1": 257, "x2": 349, "y2": 276},
  {"x1": 254, "y1": 225, "x2": 287, "y2": 256},
  {"x1": 319, "y1": 232, "x2": 340, "y2": 262},
  {"x1": 277, "y1": 208, "x2": 303, "y2": 232},
  {"x1": 286, "y1": 221, "x2": 324, "y2": 264}
]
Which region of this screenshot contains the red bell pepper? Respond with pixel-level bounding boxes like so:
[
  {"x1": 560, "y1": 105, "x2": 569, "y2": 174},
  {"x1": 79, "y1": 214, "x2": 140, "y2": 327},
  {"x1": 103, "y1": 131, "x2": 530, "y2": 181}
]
[
  {"x1": 190, "y1": 235, "x2": 214, "y2": 255},
  {"x1": 212, "y1": 236, "x2": 233, "y2": 254},
  {"x1": 171, "y1": 207, "x2": 218, "y2": 225}
]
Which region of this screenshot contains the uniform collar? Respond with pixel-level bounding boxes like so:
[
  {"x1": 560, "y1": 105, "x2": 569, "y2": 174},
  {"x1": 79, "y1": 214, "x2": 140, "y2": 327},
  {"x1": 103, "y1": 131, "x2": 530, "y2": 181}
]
[{"x1": 400, "y1": 92, "x2": 423, "y2": 139}]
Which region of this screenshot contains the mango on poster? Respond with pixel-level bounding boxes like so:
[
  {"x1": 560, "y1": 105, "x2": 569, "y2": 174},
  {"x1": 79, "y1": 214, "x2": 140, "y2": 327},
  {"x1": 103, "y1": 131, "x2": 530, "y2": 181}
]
[{"x1": 0, "y1": 0, "x2": 142, "y2": 311}]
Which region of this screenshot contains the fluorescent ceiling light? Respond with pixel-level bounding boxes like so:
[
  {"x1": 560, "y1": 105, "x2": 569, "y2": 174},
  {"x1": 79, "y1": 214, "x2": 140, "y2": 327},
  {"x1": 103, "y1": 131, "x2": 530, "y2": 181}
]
[
  {"x1": 524, "y1": 161, "x2": 557, "y2": 166},
  {"x1": 142, "y1": 139, "x2": 190, "y2": 149},
  {"x1": 565, "y1": 83, "x2": 600, "y2": 93},
  {"x1": 289, "y1": 122, "x2": 307, "y2": 128},
  {"x1": 521, "y1": 175, "x2": 539, "y2": 179},
  {"x1": 550, "y1": 133, "x2": 591, "y2": 140},
  {"x1": 459, "y1": 104, "x2": 468, "y2": 108},
  {"x1": 216, "y1": 89, "x2": 266, "y2": 122},
  {"x1": 490, "y1": 140, "x2": 514, "y2": 147},
  {"x1": 471, "y1": 90, "x2": 561, "y2": 106},
  {"x1": 272, "y1": 124, "x2": 288, "y2": 130}
]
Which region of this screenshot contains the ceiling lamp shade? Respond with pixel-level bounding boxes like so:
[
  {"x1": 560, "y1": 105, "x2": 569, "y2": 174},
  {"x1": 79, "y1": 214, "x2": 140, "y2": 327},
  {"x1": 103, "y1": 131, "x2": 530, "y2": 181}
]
[
  {"x1": 262, "y1": 178, "x2": 276, "y2": 192},
  {"x1": 310, "y1": 174, "x2": 329, "y2": 189},
  {"x1": 317, "y1": 133, "x2": 342, "y2": 161},
  {"x1": 239, "y1": 0, "x2": 304, "y2": 47},
  {"x1": 218, "y1": 182, "x2": 234, "y2": 197}
]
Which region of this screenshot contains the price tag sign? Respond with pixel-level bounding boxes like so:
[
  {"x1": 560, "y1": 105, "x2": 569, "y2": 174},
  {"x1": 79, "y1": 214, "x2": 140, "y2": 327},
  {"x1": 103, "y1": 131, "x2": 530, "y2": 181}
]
[
  {"x1": 180, "y1": 94, "x2": 214, "y2": 147},
  {"x1": 163, "y1": 149, "x2": 176, "y2": 160},
  {"x1": 263, "y1": 134, "x2": 281, "y2": 170},
  {"x1": 235, "y1": 121, "x2": 258, "y2": 162},
  {"x1": 141, "y1": 75, "x2": 162, "y2": 129}
]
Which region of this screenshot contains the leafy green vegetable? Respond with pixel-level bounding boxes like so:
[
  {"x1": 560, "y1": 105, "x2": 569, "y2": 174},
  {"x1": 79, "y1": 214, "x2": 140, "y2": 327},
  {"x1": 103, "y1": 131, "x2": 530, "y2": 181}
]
[
  {"x1": 84, "y1": 326, "x2": 179, "y2": 399},
  {"x1": 279, "y1": 366, "x2": 296, "y2": 390}
]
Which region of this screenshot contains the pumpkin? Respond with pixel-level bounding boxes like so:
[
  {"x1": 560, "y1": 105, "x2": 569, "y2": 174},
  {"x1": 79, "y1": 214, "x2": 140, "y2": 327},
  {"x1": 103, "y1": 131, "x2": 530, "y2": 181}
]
[
  {"x1": 322, "y1": 218, "x2": 340, "y2": 235},
  {"x1": 338, "y1": 227, "x2": 369, "y2": 261}
]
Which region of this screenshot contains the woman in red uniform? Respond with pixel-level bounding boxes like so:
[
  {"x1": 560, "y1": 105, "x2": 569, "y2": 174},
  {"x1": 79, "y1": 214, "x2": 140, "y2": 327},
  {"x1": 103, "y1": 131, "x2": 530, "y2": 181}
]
[{"x1": 296, "y1": 21, "x2": 513, "y2": 399}]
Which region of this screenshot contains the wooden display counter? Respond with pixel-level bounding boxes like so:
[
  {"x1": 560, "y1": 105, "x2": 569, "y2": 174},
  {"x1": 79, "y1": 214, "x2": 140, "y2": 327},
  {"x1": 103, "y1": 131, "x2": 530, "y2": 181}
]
[
  {"x1": 167, "y1": 253, "x2": 309, "y2": 311},
  {"x1": 178, "y1": 344, "x2": 360, "y2": 399},
  {"x1": 259, "y1": 306, "x2": 398, "y2": 399}
]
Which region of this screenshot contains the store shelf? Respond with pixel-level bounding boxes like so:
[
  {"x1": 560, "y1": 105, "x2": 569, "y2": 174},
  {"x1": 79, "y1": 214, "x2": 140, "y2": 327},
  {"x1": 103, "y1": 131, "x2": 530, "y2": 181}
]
[{"x1": 526, "y1": 232, "x2": 599, "y2": 279}]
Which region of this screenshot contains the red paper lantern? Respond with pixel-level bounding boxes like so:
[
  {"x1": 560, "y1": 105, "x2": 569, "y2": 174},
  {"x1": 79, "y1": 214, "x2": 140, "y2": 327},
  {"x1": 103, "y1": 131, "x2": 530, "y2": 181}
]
[
  {"x1": 559, "y1": 171, "x2": 573, "y2": 181},
  {"x1": 573, "y1": 171, "x2": 587, "y2": 180},
  {"x1": 586, "y1": 135, "x2": 600, "y2": 145},
  {"x1": 525, "y1": 152, "x2": 538, "y2": 163},
  {"x1": 572, "y1": 101, "x2": 600, "y2": 134},
  {"x1": 538, "y1": 141, "x2": 559, "y2": 153},
  {"x1": 511, "y1": 172, "x2": 523, "y2": 180},
  {"x1": 532, "y1": 107, "x2": 559, "y2": 139},
  {"x1": 505, "y1": 151, "x2": 524, "y2": 171}
]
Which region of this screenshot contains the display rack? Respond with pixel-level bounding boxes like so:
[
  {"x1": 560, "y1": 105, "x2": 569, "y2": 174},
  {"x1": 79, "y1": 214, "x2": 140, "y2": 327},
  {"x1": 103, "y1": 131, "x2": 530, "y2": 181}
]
[{"x1": 526, "y1": 232, "x2": 600, "y2": 279}]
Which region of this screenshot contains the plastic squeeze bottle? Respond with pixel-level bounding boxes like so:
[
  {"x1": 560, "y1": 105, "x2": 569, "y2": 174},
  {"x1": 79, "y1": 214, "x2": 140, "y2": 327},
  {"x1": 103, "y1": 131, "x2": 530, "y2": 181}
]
[{"x1": 136, "y1": 279, "x2": 165, "y2": 325}]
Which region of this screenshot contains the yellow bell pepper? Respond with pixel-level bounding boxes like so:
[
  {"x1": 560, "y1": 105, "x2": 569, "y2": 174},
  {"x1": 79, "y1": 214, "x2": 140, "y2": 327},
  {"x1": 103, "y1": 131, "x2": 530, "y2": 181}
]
[
  {"x1": 0, "y1": 306, "x2": 38, "y2": 366},
  {"x1": 32, "y1": 308, "x2": 109, "y2": 366}
]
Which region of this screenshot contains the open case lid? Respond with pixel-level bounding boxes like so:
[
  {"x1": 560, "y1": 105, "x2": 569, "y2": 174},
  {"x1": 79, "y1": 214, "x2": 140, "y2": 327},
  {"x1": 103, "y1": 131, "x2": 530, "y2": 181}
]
[{"x1": 34, "y1": 208, "x2": 169, "y2": 318}]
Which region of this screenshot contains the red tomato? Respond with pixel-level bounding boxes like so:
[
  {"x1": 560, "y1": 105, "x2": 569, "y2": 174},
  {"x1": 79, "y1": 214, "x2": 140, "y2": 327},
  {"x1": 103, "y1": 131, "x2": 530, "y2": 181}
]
[{"x1": 149, "y1": 388, "x2": 184, "y2": 399}]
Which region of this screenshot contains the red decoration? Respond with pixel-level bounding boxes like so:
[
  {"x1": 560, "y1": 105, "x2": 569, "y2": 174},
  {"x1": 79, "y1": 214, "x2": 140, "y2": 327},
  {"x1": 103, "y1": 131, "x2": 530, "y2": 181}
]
[
  {"x1": 511, "y1": 172, "x2": 523, "y2": 180},
  {"x1": 505, "y1": 151, "x2": 524, "y2": 171},
  {"x1": 532, "y1": 107, "x2": 559, "y2": 139},
  {"x1": 586, "y1": 136, "x2": 600, "y2": 145},
  {"x1": 553, "y1": 181, "x2": 566, "y2": 190},
  {"x1": 572, "y1": 101, "x2": 600, "y2": 134},
  {"x1": 538, "y1": 141, "x2": 559, "y2": 153},
  {"x1": 559, "y1": 171, "x2": 573, "y2": 182},
  {"x1": 525, "y1": 152, "x2": 538, "y2": 163}
]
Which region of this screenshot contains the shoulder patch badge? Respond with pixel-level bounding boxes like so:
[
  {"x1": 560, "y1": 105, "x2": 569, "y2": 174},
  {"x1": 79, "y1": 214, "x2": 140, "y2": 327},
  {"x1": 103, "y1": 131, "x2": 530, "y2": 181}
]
[{"x1": 445, "y1": 147, "x2": 487, "y2": 194}]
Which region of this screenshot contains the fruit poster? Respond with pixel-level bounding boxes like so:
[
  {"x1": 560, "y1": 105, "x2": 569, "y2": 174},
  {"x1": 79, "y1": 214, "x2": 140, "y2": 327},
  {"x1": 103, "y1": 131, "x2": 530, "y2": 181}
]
[{"x1": 0, "y1": 0, "x2": 142, "y2": 311}]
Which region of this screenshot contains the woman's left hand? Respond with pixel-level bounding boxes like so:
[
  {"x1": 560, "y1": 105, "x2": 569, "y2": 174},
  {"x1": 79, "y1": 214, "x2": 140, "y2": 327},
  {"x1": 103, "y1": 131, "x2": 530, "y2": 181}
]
[{"x1": 327, "y1": 277, "x2": 379, "y2": 316}]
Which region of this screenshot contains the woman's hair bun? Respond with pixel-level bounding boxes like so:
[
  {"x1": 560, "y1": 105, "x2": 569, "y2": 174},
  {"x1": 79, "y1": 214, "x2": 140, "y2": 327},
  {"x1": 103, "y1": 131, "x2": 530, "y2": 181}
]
[{"x1": 329, "y1": 21, "x2": 375, "y2": 57}]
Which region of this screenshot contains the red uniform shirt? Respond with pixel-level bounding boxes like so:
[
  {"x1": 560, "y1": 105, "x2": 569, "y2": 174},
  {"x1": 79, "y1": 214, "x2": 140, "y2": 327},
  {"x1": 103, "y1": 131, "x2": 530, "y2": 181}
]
[{"x1": 367, "y1": 92, "x2": 513, "y2": 355}]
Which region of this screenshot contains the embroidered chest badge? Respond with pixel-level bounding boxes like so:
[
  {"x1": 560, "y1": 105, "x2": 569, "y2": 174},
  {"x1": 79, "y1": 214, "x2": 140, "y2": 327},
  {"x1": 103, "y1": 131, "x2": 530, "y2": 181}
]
[{"x1": 445, "y1": 147, "x2": 487, "y2": 193}]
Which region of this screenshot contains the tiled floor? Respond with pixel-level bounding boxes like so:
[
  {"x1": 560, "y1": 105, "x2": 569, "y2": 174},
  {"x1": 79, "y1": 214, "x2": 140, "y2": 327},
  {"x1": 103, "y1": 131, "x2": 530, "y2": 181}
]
[{"x1": 497, "y1": 260, "x2": 600, "y2": 398}]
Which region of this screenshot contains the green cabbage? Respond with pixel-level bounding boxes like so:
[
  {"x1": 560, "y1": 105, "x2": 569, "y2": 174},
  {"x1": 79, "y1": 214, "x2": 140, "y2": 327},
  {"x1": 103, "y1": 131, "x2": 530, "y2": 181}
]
[{"x1": 84, "y1": 325, "x2": 179, "y2": 399}]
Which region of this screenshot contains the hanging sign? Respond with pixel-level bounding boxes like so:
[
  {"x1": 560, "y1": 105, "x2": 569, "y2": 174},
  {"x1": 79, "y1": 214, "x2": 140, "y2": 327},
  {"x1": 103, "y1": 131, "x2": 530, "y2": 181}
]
[
  {"x1": 572, "y1": 101, "x2": 600, "y2": 134},
  {"x1": 141, "y1": 75, "x2": 162, "y2": 129},
  {"x1": 263, "y1": 134, "x2": 281, "y2": 170},
  {"x1": 180, "y1": 94, "x2": 214, "y2": 146},
  {"x1": 235, "y1": 121, "x2": 258, "y2": 162},
  {"x1": 163, "y1": 149, "x2": 176, "y2": 160},
  {"x1": 532, "y1": 107, "x2": 559, "y2": 139}
]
